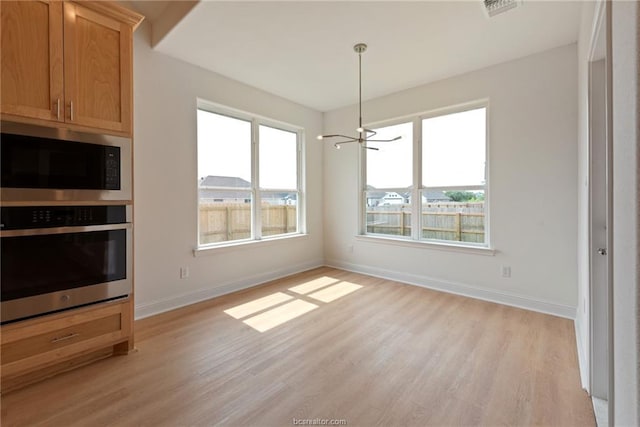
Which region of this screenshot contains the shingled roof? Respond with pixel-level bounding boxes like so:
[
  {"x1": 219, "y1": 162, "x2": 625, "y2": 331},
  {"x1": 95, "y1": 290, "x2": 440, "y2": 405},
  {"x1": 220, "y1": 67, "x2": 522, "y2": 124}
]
[{"x1": 200, "y1": 176, "x2": 250, "y2": 188}]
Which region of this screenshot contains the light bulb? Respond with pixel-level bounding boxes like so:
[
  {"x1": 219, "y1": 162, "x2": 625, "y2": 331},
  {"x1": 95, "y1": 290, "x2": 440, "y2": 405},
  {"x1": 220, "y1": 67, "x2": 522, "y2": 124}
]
[
  {"x1": 317, "y1": 135, "x2": 324, "y2": 140},
  {"x1": 357, "y1": 127, "x2": 364, "y2": 133},
  {"x1": 334, "y1": 143, "x2": 341, "y2": 150}
]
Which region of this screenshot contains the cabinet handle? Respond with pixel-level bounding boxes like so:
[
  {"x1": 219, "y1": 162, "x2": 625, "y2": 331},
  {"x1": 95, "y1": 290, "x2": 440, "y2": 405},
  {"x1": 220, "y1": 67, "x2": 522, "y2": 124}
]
[
  {"x1": 55, "y1": 98, "x2": 61, "y2": 120},
  {"x1": 69, "y1": 100, "x2": 74, "y2": 121},
  {"x1": 51, "y1": 332, "x2": 79, "y2": 343}
]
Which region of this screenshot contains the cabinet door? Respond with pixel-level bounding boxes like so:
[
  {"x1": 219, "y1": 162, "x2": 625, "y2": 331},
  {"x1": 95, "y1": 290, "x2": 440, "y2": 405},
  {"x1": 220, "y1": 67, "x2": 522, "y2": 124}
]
[
  {"x1": 0, "y1": 1, "x2": 64, "y2": 122},
  {"x1": 63, "y1": 2, "x2": 132, "y2": 134}
]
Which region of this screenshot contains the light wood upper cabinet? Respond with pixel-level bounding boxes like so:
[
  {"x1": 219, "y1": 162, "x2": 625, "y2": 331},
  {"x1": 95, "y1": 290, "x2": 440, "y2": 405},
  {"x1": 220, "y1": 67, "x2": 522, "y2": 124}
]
[
  {"x1": 0, "y1": 1, "x2": 64, "y2": 122},
  {"x1": 64, "y1": 2, "x2": 132, "y2": 133},
  {"x1": 0, "y1": 1, "x2": 142, "y2": 136}
]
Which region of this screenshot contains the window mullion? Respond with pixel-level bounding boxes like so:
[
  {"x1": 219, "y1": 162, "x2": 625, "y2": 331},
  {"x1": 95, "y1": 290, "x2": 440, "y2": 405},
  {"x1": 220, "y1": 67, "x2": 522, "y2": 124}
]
[
  {"x1": 411, "y1": 117, "x2": 421, "y2": 241},
  {"x1": 252, "y1": 119, "x2": 261, "y2": 240}
]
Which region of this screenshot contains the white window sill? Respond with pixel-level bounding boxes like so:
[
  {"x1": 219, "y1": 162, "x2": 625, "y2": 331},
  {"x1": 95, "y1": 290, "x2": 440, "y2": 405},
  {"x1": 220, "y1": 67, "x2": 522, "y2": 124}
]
[
  {"x1": 355, "y1": 235, "x2": 496, "y2": 256},
  {"x1": 193, "y1": 233, "x2": 309, "y2": 257}
]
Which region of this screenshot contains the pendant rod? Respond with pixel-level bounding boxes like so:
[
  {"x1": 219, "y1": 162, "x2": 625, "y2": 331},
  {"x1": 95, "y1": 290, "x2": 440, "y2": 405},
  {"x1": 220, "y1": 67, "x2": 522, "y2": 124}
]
[
  {"x1": 317, "y1": 43, "x2": 400, "y2": 148},
  {"x1": 358, "y1": 49, "x2": 362, "y2": 132}
]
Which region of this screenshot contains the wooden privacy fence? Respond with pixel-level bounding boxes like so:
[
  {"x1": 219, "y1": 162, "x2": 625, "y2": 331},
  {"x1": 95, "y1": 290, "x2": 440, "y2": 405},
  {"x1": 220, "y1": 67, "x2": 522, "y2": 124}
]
[
  {"x1": 199, "y1": 203, "x2": 297, "y2": 244},
  {"x1": 367, "y1": 202, "x2": 485, "y2": 243}
]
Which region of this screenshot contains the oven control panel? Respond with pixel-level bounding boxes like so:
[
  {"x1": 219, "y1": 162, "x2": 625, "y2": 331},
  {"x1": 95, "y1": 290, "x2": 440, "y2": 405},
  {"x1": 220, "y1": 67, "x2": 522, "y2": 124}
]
[{"x1": 0, "y1": 205, "x2": 127, "y2": 230}]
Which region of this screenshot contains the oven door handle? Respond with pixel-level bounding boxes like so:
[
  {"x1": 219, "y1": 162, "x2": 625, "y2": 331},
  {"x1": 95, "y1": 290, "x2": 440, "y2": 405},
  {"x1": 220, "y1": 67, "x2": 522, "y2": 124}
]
[{"x1": 0, "y1": 223, "x2": 132, "y2": 237}]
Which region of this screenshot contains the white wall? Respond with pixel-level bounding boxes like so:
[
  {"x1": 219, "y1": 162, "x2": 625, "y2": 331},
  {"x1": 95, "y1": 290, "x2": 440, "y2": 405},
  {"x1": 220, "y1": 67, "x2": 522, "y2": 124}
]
[
  {"x1": 133, "y1": 22, "x2": 324, "y2": 318},
  {"x1": 611, "y1": 1, "x2": 640, "y2": 424},
  {"x1": 575, "y1": 0, "x2": 598, "y2": 391},
  {"x1": 323, "y1": 44, "x2": 579, "y2": 317}
]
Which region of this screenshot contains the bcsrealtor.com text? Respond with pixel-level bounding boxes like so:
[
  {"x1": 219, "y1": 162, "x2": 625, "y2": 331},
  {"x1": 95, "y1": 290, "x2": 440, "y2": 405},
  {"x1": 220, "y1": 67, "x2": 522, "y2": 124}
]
[{"x1": 292, "y1": 418, "x2": 347, "y2": 425}]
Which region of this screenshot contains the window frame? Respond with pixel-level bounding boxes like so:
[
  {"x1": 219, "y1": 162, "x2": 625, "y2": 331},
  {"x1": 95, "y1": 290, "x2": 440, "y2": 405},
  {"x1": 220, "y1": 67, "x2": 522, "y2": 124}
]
[
  {"x1": 196, "y1": 100, "x2": 305, "y2": 250},
  {"x1": 360, "y1": 99, "x2": 491, "y2": 249}
]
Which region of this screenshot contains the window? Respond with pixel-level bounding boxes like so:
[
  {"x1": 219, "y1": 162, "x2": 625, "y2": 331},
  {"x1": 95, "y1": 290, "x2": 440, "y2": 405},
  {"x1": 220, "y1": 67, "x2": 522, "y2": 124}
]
[
  {"x1": 422, "y1": 108, "x2": 486, "y2": 244},
  {"x1": 197, "y1": 104, "x2": 302, "y2": 247},
  {"x1": 259, "y1": 125, "x2": 299, "y2": 237},
  {"x1": 363, "y1": 104, "x2": 488, "y2": 246},
  {"x1": 365, "y1": 122, "x2": 413, "y2": 237}
]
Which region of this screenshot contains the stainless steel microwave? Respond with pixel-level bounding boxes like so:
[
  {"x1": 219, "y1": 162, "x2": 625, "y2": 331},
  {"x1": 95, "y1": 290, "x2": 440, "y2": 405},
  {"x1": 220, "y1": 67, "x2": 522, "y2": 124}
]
[{"x1": 1, "y1": 121, "x2": 132, "y2": 202}]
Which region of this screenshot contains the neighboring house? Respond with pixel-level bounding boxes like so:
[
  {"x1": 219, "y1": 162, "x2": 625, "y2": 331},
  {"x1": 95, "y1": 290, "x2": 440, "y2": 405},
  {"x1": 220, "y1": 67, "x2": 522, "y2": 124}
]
[
  {"x1": 406, "y1": 190, "x2": 451, "y2": 204},
  {"x1": 262, "y1": 193, "x2": 297, "y2": 206},
  {"x1": 199, "y1": 176, "x2": 296, "y2": 205},
  {"x1": 365, "y1": 185, "x2": 386, "y2": 207},
  {"x1": 367, "y1": 189, "x2": 451, "y2": 206},
  {"x1": 380, "y1": 192, "x2": 406, "y2": 205},
  {"x1": 199, "y1": 176, "x2": 251, "y2": 203}
]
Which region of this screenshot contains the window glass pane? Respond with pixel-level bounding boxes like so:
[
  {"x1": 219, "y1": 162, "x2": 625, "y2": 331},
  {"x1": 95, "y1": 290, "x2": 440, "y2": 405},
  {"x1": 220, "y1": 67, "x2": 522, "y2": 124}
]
[
  {"x1": 261, "y1": 192, "x2": 297, "y2": 237},
  {"x1": 421, "y1": 189, "x2": 485, "y2": 244},
  {"x1": 422, "y1": 108, "x2": 486, "y2": 187},
  {"x1": 197, "y1": 110, "x2": 252, "y2": 186},
  {"x1": 199, "y1": 192, "x2": 252, "y2": 245},
  {"x1": 365, "y1": 192, "x2": 411, "y2": 237},
  {"x1": 198, "y1": 110, "x2": 253, "y2": 245},
  {"x1": 259, "y1": 125, "x2": 297, "y2": 190},
  {"x1": 366, "y1": 122, "x2": 413, "y2": 189}
]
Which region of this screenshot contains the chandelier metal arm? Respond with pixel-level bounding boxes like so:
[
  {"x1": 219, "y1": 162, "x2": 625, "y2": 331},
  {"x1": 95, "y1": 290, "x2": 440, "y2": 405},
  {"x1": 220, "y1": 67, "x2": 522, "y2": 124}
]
[
  {"x1": 319, "y1": 134, "x2": 357, "y2": 140},
  {"x1": 333, "y1": 139, "x2": 357, "y2": 146},
  {"x1": 333, "y1": 140, "x2": 380, "y2": 151},
  {"x1": 333, "y1": 139, "x2": 357, "y2": 150},
  {"x1": 366, "y1": 136, "x2": 402, "y2": 143}
]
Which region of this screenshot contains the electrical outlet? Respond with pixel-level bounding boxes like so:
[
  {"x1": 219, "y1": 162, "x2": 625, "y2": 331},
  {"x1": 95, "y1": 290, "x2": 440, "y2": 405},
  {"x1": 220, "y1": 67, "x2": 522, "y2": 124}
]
[
  {"x1": 180, "y1": 267, "x2": 189, "y2": 279},
  {"x1": 501, "y1": 266, "x2": 511, "y2": 278}
]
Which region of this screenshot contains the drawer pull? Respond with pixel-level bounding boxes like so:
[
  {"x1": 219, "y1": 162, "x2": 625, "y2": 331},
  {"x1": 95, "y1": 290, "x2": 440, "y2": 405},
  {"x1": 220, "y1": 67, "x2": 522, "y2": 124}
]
[{"x1": 51, "y1": 333, "x2": 80, "y2": 343}]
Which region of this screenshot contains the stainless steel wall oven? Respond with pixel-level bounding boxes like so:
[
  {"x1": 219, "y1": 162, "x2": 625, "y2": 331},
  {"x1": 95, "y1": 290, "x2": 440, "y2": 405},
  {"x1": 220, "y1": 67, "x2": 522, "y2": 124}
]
[
  {"x1": 1, "y1": 205, "x2": 133, "y2": 323},
  {"x1": 1, "y1": 122, "x2": 133, "y2": 323}
]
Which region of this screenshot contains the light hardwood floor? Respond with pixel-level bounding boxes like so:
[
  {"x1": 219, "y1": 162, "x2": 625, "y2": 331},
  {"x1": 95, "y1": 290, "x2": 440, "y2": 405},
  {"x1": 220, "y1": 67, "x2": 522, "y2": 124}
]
[{"x1": 1, "y1": 267, "x2": 595, "y2": 426}]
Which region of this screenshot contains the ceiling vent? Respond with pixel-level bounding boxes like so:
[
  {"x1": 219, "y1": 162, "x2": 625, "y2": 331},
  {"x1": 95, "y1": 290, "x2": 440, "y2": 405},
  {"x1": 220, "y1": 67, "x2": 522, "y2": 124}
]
[{"x1": 483, "y1": 0, "x2": 521, "y2": 17}]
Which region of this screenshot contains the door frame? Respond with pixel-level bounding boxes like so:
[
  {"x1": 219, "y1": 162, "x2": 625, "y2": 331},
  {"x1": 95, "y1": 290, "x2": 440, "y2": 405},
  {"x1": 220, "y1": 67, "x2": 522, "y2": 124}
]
[{"x1": 586, "y1": 0, "x2": 614, "y2": 424}]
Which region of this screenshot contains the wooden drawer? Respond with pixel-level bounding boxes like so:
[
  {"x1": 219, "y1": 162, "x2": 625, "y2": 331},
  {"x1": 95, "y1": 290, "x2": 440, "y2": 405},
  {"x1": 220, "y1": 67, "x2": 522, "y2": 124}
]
[{"x1": 1, "y1": 299, "x2": 132, "y2": 379}]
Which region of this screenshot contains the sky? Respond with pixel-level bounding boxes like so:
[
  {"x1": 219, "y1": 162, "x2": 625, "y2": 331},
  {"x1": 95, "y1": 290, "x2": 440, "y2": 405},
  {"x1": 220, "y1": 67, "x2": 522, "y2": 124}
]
[
  {"x1": 198, "y1": 107, "x2": 486, "y2": 191},
  {"x1": 367, "y1": 107, "x2": 486, "y2": 189},
  {"x1": 197, "y1": 110, "x2": 297, "y2": 190}
]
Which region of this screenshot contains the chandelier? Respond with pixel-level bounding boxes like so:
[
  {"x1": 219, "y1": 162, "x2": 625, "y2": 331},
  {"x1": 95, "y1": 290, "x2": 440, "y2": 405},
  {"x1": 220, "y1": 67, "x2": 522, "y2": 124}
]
[{"x1": 317, "y1": 43, "x2": 401, "y2": 151}]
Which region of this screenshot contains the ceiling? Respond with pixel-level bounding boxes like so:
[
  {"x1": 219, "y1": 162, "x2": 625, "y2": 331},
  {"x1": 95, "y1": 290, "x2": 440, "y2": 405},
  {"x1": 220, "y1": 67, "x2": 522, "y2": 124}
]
[
  {"x1": 131, "y1": 1, "x2": 583, "y2": 112},
  {"x1": 126, "y1": 0, "x2": 172, "y2": 22}
]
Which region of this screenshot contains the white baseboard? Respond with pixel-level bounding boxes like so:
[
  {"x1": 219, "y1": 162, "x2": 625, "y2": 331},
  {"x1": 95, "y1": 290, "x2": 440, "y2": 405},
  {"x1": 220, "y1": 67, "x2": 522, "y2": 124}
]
[
  {"x1": 326, "y1": 259, "x2": 576, "y2": 319},
  {"x1": 135, "y1": 258, "x2": 325, "y2": 320},
  {"x1": 136, "y1": 258, "x2": 576, "y2": 321},
  {"x1": 575, "y1": 318, "x2": 590, "y2": 391}
]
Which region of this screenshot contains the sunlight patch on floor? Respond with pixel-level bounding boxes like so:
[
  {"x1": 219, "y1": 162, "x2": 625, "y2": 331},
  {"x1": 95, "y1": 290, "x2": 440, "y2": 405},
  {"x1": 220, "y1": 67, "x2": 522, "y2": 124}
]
[
  {"x1": 288, "y1": 276, "x2": 339, "y2": 295},
  {"x1": 224, "y1": 292, "x2": 293, "y2": 319},
  {"x1": 308, "y1": 281, "x2": 363, "y2": 303},
  {"x1": 243, "y1": 299, "x2": 319, "y2": 332},
  {"x1": 224, "y1": 277, "x2": 364, "y2": 332}
]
